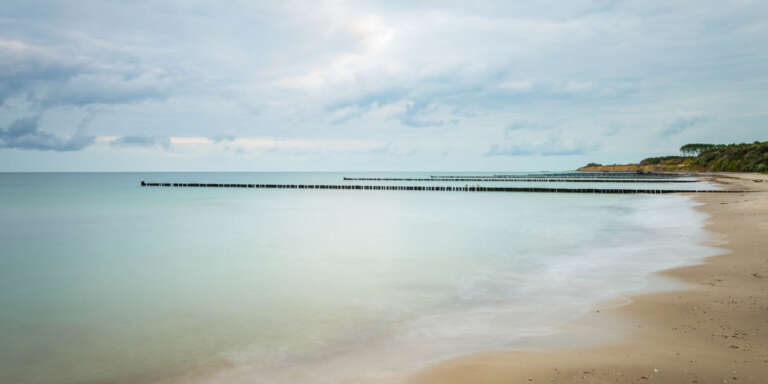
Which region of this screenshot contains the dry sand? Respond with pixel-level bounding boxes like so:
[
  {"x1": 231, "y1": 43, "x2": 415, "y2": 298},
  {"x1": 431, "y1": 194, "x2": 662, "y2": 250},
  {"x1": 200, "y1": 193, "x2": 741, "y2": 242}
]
[{"x1": 410, "y1": 173, "x2": 768, "y2": 384}]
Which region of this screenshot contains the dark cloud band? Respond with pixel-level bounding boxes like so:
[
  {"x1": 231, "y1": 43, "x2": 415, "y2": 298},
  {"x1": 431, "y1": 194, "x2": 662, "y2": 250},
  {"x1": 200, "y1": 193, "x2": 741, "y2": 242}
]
[{"x1": 0, "y1": 117, "x2": 94, "y2": 151}]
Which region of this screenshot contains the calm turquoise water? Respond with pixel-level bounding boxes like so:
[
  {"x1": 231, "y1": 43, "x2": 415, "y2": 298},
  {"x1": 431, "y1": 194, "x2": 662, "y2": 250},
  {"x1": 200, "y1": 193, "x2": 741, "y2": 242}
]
[{"x1": 0, "y1": 173, "x2": 718, "y2": 383}]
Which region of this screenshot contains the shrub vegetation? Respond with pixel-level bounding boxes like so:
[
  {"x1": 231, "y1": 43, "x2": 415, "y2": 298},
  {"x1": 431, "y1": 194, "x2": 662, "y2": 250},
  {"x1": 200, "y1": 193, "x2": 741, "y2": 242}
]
[{"x1": 580, "y1": 141, "x2": 768, "y2": 173}]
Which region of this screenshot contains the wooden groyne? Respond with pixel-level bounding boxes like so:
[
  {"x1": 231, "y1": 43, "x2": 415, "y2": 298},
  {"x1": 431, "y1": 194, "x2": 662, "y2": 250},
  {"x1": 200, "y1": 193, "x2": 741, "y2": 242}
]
[
  {"x1": 431, "y1": 173, "x2": 687, "y2": 179},
  {"x1": 342, "y1": 177, "x2": 697, "y2": 183},
  {"x1": 139, "y1": 181, "x2": 741, "y2": 194}
]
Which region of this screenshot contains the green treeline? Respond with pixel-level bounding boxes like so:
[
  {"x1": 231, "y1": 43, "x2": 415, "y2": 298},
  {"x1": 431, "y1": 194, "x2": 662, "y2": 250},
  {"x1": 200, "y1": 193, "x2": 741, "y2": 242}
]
[{"x1": 642, "y1": 141, "x2": 768, "y2": 173}]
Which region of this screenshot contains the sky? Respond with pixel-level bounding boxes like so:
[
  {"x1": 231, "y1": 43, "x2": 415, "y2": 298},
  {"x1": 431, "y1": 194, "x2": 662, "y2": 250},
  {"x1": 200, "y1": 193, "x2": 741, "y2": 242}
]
[{"x1": 1, "y1": 0, "x2": 767, "y2": 171}]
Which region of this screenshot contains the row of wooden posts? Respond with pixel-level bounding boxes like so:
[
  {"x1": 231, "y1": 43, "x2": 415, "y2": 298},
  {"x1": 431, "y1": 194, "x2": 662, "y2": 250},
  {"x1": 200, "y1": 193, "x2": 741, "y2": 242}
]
[
  {"x1": 430, "y1": 173, "x2": 684, "y2": 179},
  {"x1": 342, "y1": 177, "x2": 697, "y2": 183},
  {"x1": 140, "y1": 181, "x2": 740, "y2": 194}
]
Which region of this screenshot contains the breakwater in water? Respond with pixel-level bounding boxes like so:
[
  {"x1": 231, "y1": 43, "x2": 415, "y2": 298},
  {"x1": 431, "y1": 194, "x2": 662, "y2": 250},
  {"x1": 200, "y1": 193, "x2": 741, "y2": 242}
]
[
  {"x1": 432, "y1": 173, "x2": 688, "y2": 179},
  {"x1": 140, "y1": 181, "x2": 740, "y2": 194},
  {"x1": 342, "y1": 177, "x2": 697, "y2": 183}
]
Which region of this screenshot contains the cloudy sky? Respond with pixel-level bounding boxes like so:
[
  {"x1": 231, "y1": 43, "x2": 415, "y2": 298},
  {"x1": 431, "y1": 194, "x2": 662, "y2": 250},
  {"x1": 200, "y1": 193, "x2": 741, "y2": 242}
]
[{"x1": 1, "y1": 0, "x2": 766, "y2": 171}]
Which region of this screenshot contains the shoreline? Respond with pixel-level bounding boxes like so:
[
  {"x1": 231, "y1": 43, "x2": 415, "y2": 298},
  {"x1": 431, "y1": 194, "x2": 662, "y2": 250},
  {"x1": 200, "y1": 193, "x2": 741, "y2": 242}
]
[{"x1": 409, "y1": 173, "x2": 768, "y2": 383}]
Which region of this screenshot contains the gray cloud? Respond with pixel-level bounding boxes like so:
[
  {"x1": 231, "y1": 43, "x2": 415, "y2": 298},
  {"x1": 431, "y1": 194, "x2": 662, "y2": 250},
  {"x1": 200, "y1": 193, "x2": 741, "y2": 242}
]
[
  {"x1": 504, "y1": 121, "x2": 551, "y2": 137},
  {"x1": 399, "y1": 115, "x2": 445, "y2": 128},
  {"x1": 39, "y1": 73, "x2": 174, "y2": 108},
  {"x1": 398, "y1": 101, "x2": 445, "y2": 127},
  {"x1": 110, "y1": 135, "x2": 171, "y2": 149},
  {"x1": 486, "y1": 133, "x2": 599, "y2": 157},
  {"x1": 485, "y1": 144, "x2": 536, "y2": 157},
  {"x1": 0, "y1": 37, "x2": 180, "y2": 109},
  {"x1": 485, "y1": 143, "x2": 592, "y2": 157},
  {"x1": 602, "y1": 124, "x2": 621, "y2": 137},
  {"x1": 540, "y1": 147, "x2": 590, "y2": 156},
  {"x1": 0, "y1": 117, "x2": 94, "y2": 151},
  {"x1": 660, "y1": 116, "x2": 708, "y2": 137}
]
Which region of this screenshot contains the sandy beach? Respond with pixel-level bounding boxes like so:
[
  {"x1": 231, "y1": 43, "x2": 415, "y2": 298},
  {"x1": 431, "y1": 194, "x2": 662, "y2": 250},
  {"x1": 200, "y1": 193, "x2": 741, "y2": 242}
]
[{"x1": 410, "y1": 173, "x2": 768, "y2": 384}]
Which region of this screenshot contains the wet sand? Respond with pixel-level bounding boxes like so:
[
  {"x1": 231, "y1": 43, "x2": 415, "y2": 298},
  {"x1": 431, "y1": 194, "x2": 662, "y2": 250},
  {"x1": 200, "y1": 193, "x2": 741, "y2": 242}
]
[{"x1": 410, "y1": 173, "x2": 768, "y2": 384}]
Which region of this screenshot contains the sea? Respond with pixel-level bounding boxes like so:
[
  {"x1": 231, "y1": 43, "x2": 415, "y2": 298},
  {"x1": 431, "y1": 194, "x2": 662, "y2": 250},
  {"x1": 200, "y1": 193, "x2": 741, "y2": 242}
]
[{"x1": 0, "y1": 172, "x2": 721, "y2": 384}]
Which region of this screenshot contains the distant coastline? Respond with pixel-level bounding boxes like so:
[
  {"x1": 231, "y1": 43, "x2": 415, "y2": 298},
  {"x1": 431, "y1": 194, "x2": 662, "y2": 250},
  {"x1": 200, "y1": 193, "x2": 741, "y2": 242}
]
[{"x1": 578, "y1": 141, "x2": 768, "y2": 173}]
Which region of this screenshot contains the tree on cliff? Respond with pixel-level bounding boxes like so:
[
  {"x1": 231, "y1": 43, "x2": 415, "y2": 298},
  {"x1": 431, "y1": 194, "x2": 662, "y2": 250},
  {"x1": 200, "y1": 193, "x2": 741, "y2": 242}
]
[{"x1": 680, "y1": 143, "x2": 718, "y2": 157}]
